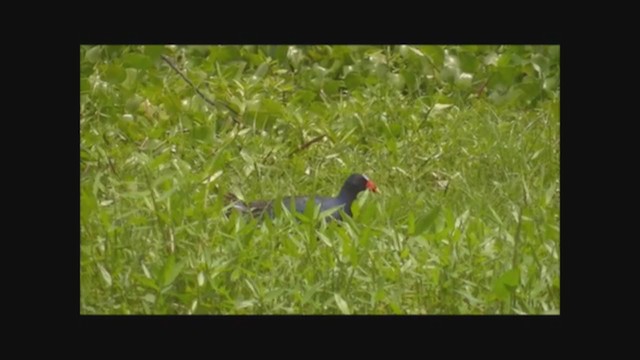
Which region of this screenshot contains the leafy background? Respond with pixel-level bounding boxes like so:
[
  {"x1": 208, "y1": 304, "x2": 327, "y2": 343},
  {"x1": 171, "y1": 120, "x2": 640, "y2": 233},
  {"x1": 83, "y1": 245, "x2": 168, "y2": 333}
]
[{"x1": 80, "y1": 45, "x2": 560, "y2": 314}]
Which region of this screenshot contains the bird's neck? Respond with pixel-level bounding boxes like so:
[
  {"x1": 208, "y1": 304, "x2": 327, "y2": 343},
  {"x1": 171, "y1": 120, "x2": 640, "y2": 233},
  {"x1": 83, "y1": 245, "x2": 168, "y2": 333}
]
[{"x1": 337, "y1": 186, "x2": 358, "y2": 204}]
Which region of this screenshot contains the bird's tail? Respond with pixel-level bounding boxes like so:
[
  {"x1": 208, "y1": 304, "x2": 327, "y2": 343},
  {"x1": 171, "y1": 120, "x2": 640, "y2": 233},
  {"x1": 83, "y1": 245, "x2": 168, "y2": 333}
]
[
  {"x1": 223, "y1": 193, "x2": 250, "y2": 216},
  {"x1": 224, "y1": 193, "x2": 273, "y2": 218}
]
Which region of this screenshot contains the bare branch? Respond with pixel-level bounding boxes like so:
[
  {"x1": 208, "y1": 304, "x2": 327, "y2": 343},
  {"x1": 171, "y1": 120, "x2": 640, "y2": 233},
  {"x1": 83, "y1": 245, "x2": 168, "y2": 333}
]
[
  {"x1": 289, "y1": 135, "x2": 327, "y2": 157},
  {"x1": 161, "y1": 55, "x2": 242, "y2": 125}
]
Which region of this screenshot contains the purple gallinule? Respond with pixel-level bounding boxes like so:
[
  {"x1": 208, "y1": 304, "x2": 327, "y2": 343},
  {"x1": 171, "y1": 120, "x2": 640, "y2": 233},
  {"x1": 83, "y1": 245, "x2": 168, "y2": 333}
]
[{"x1": 226, "y1": 173, "x2": 379, "y2": 220}]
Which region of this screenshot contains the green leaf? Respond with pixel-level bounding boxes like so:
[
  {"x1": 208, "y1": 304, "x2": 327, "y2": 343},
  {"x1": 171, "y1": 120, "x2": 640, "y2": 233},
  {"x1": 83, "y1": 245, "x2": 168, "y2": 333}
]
[
  {"x1": 123, "y1": 53, "x2": 153, "y2": 69},
  {"x1": 122, "y1": 68, "x2": 138, "y2": 89},
  {"x1": 80, "y1": 77, "x2": 90, "y2": 93},
  {"x1": 264, "y1": 289, "x2": 286, "y2": 302},
  {"x1": 359, "y1": 226, "x2": 372, "y2": 247},
  {"x1": 455, "y1": 289, "x2": 483, "y2": 306},
  {"x1": 400, "y1": 69, "x2": 417, "y2": 93},
  {"x1": 494, "y1": 65, "x2": 518, "y2": 86},
  {"x1": 399, "y1": 45, "x2": 424, "y2": 58},
  {"x1": 492, "y1": 268, "x2": 521, "y2": 300},
  {"x1": 316, "y1": 231, "x2": 333, "y2": 247},
  {"x1": 125, "y1": 94, "x2": 144, "y2": 113},
  {"x1": 386, "y1": 138, "x2": 397, "y2": 154},
  {"x1": 231, "y1": 268, "x2": 242, "y2": 282},
  {"x1": 420, "y1": 46, "x2": 445, "y2": 67},
  {"x1": 389, "y1": 302, "x2": 403, "y2": 314},
  {"x1": 323, "y1": 79, "x2": 342, "y2": 95},
  {"x1": 458, "y1": 51, "x2": 480, "y2": 73},
  {"x1": 517, "y1": 82, "x2": 542, "y2": 102},
  {"x1": 253, "y1": 62, "x2": 269, "y2": 80},
  {"x1": 85, "y1": 46, "x2": 102, "y2": 63},
  {"x1": 97, "y1": 264, "x2": 112, "y2": 287},
  {"x1": 104, "y1": 45, "x2": 125, "y2": 57},
  {"x1": 358, "y1": 202, "x2": 375, "y2": 223},
  {"x1": 92, "y1": 171, "x2": 104, "y2": 197},
  {"x1": 531, "y1": 54, "x2": 550, "y2": 75},
  {"x1": 303, "y1": 197, "x2": 319, "y2": 221},
  {"x1": 344, "y1": 72, "x2": 364, "y2": 88},
  {"x1": 133, "y1": 273, "x2": 158, "y2": 291},
  {"x1": 388, "y1": 73, "x2": 405, "y2": 90},
  {"x1": 236, "y1": 299, "x2": 255, "y2": 310},
  {"x1": 80, "y1": 188, "x2": 98, "y2": 222},
  {"x1": 407, "y1": 211, "x2": 416, "y2": 235},
  {"x1": 259, "y1": 98, "x2": 285, "y2": 116},
  {"x1": 149, "y1": 152, "x2": 171, "y2": 170},
  {"x1": 548, "y1": 45, "x2": 560, "y2": 61},
  {"x1": 192, "y1": 126, "x2": 213, "y2": 142},
  {"x1": 492, "y1": 282, "x2": 509, "y2": 301},
  {"x1": 144, "y1": 45, "x2": 166, "y2": 61},
  {"x1": 209, "y1": 46, "x2": 240, "y2": 64},
  {"x1": 455, "y1": 73, "x2": 474, "y2": 90},
  {"x1": 334, "y1": 293, "x2": 351, "y2": 314},
  {"x1": 162, "y1": 255, "x2": 185, "y2": 287},
  {"x1": 263, "y1": 45, "x2": 289, "y2": 63},
  {"x1": 104, "y1": 64, "x2": 126, "y2": 84},
  {"x1": 502, "y1": 268, "x2": 520, "y2": 287},
  {"x1": 550, "y1": 99, "x2": 560, "y2": 121},
  {"x1": 291, "y1": 89, "x2": 317, "y2": 105},
  {"x1": 488, "y1": 206, "x2": 504, "y2": 226},
  {"x1": 414, "y1": 206, "x2": 441, "y2": 236},
  {"x1": 455, "y1": 209, "x2": 470, "y2": 230},
  {"x1": 319, "y1": 204, "x2": 345, "y2": 220}
]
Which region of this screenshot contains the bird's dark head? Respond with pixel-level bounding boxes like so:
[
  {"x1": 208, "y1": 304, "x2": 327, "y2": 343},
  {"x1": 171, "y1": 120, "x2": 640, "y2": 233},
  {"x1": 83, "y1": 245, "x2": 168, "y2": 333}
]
[{"x1": 341, "y1": 173, "x2": 379, "y2": 197}]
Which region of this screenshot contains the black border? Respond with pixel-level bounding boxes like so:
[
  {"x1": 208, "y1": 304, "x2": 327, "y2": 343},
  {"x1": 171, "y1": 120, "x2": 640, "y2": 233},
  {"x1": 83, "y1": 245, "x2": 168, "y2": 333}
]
[{"x1": 76, "y1": 25, "x2": 568, "y2": 340}]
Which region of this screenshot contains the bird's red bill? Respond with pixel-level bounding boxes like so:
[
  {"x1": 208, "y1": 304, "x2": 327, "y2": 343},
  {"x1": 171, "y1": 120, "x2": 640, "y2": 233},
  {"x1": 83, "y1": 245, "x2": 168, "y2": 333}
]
[{"x1": 366, "y1": 180, "x2": 379, "y2": 193}]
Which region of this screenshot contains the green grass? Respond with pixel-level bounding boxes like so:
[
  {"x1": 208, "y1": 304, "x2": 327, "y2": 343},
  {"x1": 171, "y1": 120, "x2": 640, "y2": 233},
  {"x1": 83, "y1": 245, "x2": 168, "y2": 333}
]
[{"x1": 80, "y1": 45, "x2": 560, "y2": 314}]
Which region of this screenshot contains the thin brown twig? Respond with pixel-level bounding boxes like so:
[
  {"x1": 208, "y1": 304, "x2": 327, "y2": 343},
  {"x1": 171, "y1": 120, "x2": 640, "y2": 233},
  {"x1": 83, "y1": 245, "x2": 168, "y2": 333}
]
[
  {"x1": 107, "y1": 157, "x2": 118, "y2": 176},
  {"x1": 160, "y1": 55, "x2": 242, "y2": 125},
  {"x1": 261, "y1": 149, "x2": 274, "y2": 164},
  {"x1": 288, "y1": 135, "x2": 326, "y2": 157},
  {"x1": 476, "y1": 74, "x2": 492, "y2": 97}
]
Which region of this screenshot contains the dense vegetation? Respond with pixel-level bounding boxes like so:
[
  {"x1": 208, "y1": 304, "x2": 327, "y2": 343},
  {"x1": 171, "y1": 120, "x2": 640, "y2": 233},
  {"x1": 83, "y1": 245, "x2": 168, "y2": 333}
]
[{"x1": 80, "y1": 45, "x2": 560, "y2": 314}]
